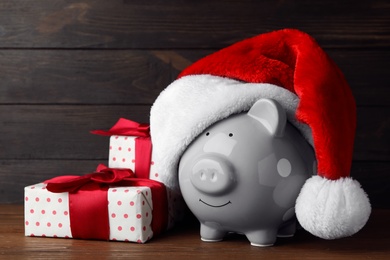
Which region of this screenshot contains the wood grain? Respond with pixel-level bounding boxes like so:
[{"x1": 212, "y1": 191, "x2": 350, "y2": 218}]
[
  {"x1": 0, "y1": 0, "x2": 388, "y2": 49},
  {"x1": 1, "y1": 205, "x2": 389, "y2": 259},
  {"x1": 0, "y1": 49, "x2": 388, "y2": 106},
  {"x1": 0, "y1": 50, "x2": 178, "y2": 105},
  {"x1": 0, "y1": 160, "x2": 102, "y2": 204}
]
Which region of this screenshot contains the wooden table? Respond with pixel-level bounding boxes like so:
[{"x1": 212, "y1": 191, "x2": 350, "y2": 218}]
[{"x1": 1, "y1": 205, "x2": 389, "y2": 259}]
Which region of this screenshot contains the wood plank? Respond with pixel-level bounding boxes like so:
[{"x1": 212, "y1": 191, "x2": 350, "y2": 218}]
[
  {"x1": 0, "y1": 0, "x2": 388, "y2": 49},
  {"x1": 0, "y1": 50, "x2": 176, "y2": 105},
  {"x1": 0, "y1": 160, "x2": 389, "y2": 207},
  {"x1": 1, "y1": 205, "x2": 389, "y2": 259},
  {"x1": 0, "y1": 105, "x2": 150, "y2": 160},
  {"x1": 354, "y1": 106, "x2": 390, "y2": 162},
  {"x1": 0, "y1": 160, "x2": 102, "y2": 204},
  {"x1": 0, "y1": 105, "x2": 388, "y2": 161},
  {"x1": 352, "y1": 162, "x2": 390, "y2": 209},
  {"x1": 0, "y1": 49, "x2": 388, "y2": 106},
  {"x1": 326, "y1": 50, "x2": 389, "y2": 107}
]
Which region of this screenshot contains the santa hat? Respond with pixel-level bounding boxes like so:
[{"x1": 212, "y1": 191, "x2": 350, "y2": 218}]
[{"x1": 150, "y1": 29, "x2": 371, "y2": 240}]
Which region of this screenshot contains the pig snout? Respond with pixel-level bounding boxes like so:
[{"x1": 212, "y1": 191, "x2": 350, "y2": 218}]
[{"x1": 190, "y1": 155, "x2": 236, "y2": 195}]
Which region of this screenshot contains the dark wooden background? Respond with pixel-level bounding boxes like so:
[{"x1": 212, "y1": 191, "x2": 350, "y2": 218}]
[{"x1": 0, "y1": 0, "x2": 389, "y2": 208}]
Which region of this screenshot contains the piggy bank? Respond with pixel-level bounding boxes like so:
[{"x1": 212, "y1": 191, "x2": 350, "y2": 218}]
[{"x1": 178, "y1": 98, "x2": 316, "y2": 246}]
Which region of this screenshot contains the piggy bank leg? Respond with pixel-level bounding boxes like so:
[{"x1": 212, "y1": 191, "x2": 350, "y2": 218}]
[
  {"x1": 200, "y1": 222, "x2": 226, "y2": 242},
  {"x1": 277, "y1": 218, "x2": 297, "y2": 238},
  {"x1": 245, "y1": 229, "x2": 277, "y2": 247}
]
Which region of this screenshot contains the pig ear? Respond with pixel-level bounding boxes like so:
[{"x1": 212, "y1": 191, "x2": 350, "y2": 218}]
[{"x1": 248, "y1": 98, "x2": 286, "y2": 137}]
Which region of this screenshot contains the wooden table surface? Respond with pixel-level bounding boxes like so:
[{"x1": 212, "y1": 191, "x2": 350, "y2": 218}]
[{"x1": 1, "y1": 204, "x2": 389, "y2": 259}]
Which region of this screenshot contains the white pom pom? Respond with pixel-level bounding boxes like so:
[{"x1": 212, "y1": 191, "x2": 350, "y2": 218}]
[{"x1": 295, "y1": 176, "x2": 371, "y2": 239}]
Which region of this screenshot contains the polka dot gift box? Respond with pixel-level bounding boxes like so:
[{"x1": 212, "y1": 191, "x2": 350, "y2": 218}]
[
  {"x1": 24, "y1": 165, "x2": 168, "y2": 243},
  {"x1": 91, "y1": 118, "x2": 185, "y2": 230},
  {"x1": 25, "y1": 182, "x2": 156, "y2": 242},
  {"x1": 24, "y1": 119, "x2": 185, "y2": 243}
]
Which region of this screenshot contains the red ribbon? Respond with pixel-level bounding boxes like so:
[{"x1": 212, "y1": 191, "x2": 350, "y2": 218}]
[
  {"x1": 91, "y1": 118, "x2": 152, "y2": 179},
  {"x1": 91, "y1": 118, "x2": 150, "y2": 137},
  {"x1": 45, "y1": 164, "x2": 168, "y2": 240}
]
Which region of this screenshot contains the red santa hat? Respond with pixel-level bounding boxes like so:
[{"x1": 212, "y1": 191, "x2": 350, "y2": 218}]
[{"x1": 150, "y1": 29, "x2": 371, "y2": 240}]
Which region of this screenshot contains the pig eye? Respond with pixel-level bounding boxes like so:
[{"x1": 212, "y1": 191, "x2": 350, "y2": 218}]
[
  {"x1": 229, "y1": 133, "x2": 233, "y2": 137},
  {"x1": 206, "y1": 132, "x2": 210, "y2": 136}
]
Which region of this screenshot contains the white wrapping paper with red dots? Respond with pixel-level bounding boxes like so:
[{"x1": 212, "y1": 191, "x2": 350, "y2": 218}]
[
  {"x1": 108, "y1": 135, "x2": 186, "y2": 230},
  {"x1": 24, "y1": 183, "x2": 155, "y2": 243},
  {"x1": 109, "y1": 135, "x2": 161, "y2": 182}
]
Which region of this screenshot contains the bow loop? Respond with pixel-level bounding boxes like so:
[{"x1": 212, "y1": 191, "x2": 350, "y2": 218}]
[
  {"x1": 45, "y1": 164, "x2": 135, "y2": 193},
  {"x1": 45, "y1": 174, "x2": 93, "y2": 193},
  {"x1": 91, "y1": 164, "x2": 136, "y2": 183},
  {"x1": 91, "y1": 118, "x2": 150, "y2": 137}
]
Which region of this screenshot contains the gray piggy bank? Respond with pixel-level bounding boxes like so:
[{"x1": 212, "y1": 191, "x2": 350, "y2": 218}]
[{"x1": 178, "y1": 98, "x2": 316, "y2": 246}]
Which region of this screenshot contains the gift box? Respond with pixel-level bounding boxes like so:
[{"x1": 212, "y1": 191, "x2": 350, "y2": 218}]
[
  {"x1": 24, "y1": 165, "x2": 168, "y2": 243},
  {"x1": 92, "y1": 118, "x2": 185, "y2": 229},
  {"x1": 92, "y1": 118, "x2": 160, "y2": 181},
  {"x1": 25, "y1": 119, "x2": 185, "y2": 242},
  {"x1": 107, "y1": 135, "x2": 161, "y2": 181}
]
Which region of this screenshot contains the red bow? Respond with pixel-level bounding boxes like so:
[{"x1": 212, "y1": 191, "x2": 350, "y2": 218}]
[
  {"x1": 46, "y1": 164, "x2": 136, "y2": 193},
  {"x1": 44, "y1": 164, "x2": 168, "y2": 241},
  {"x1": 91, "y1": 118, "x2": 150, "y2": 137},
  {"x1": 91, "y1": 118, "x2": 152, "y2": 179}
]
